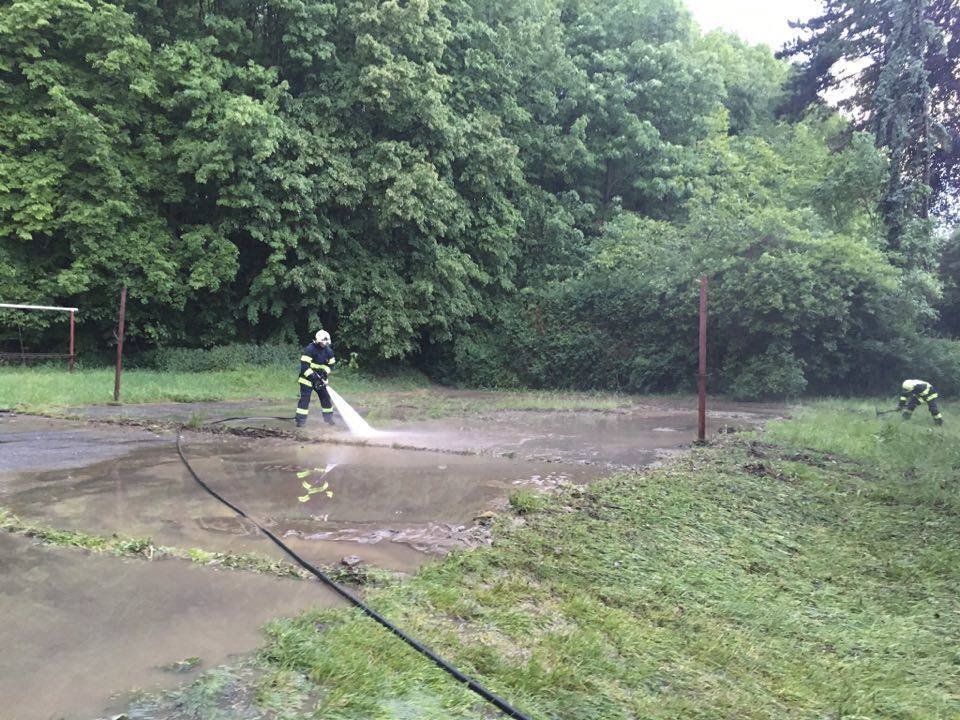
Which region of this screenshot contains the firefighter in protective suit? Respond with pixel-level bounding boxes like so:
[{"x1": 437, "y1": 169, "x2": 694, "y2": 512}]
[
  {"x1": 296, "y1": 330, "x2": 336, "y2": 427},
  {"x1": 898, "y1": 379, "x2": 943, "y2": 425}
]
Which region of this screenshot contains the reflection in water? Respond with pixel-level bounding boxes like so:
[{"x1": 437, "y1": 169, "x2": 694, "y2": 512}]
[{"x1": 296, "y1": 463, "x2": 337, "y2": 503}]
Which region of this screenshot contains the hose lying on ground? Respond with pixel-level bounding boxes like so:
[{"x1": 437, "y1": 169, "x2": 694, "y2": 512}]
[
  {"x1": 205, "y1": 415, "x2": 294, "y2": 425},
  {"x1": 175, "y1": 430, "x2": 532, "y2": 720}
]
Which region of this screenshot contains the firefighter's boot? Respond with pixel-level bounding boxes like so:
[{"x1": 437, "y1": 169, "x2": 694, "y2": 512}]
[{"x1": 323, "y1": 413, "x2": 335, "y2": 426}]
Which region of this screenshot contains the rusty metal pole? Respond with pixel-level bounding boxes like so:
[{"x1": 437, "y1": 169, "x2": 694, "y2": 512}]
[
  {"x1": 698, "y1": 276, "x2": 708, "y2": 443},
  {"x1": 68, "y1": 310, "x2": 75, "y2": 373},
  {"x1": 113, "y1": 286, "x2": 127, "y2": 403}
]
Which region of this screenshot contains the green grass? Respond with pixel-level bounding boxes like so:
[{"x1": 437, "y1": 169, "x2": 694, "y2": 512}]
[
  {"x1": 766, "y1": 398, "x2": 957, "y2": 486},
  {"x1": 0, "y1": 365, "x2": 637, "y2": 418},
  {"x1": 243, "y1": 400, "x2": 958, "y2": 719},
  {"x1": 0, "y1": 366, "x2": 429, "y2": 410}
]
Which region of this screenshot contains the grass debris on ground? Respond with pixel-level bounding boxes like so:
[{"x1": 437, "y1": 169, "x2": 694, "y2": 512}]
[
  {"x1": 132, "y1": 399, "x2": 960, "y2": 719},
  {"x1": 0, "y1": 508, "x2": 387, "y2": 585}
]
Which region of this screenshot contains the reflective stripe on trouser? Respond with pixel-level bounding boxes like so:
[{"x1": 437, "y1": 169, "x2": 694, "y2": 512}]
[
  {"x1": 297, "y1": 382, "x2": 333, "y2": 417},
  {"x1": 907, "y1": 398, "x2": 943, "y2": 419}
]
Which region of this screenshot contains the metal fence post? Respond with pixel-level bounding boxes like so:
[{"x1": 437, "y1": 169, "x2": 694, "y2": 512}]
[
  {"x1": 69, "y1": 310, "x2": 75, "y2": 373},
  {"x1": 698, "y1": 276, "x2": 708, "y2": 443},
  {"x1": 113, "y1": 287, "x2": 127, "y2": 403}
]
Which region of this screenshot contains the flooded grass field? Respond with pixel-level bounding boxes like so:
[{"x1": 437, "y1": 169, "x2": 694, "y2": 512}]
[{"x1": 0, "y1": 393, "x2": 784, "y2": 719}]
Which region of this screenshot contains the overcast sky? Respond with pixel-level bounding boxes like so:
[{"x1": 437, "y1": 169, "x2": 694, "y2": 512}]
[{"x1": 684, "y1": 0, "x2": 824, "y2": 52}]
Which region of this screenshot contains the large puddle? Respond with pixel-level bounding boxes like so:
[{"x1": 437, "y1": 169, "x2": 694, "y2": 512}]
[
  {"x1": 0, "y1": 533, "x2": 337, "y2": 720},
  {"x1": 1, "y1": 434, "x2": 598, "y2": 571},
  {"x1": 0, "y1": 401, "x2": 782, "y2": 570},
  {"x1": 377, "y1": 403, "x2": 780, "y2": 464}
]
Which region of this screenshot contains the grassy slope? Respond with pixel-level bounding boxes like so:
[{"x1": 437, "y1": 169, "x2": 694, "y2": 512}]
[{"x1": 241, "y1": 400, "x2": 959, "y2": 719}]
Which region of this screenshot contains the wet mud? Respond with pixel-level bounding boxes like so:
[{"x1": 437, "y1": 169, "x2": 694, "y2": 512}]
[
  {"x1": 0, "y1": 533, "x2": 337, "y2": 720},
  {"x1": 0, "y1": 414, "x2": 168, "y2": 472}
]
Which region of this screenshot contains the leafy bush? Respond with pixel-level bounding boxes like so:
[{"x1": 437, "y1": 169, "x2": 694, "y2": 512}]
[
  {"x1": 450, "y1": 122, "x2": 930, "y2": 399},
  {"x1": 449, "y1": 331, "x2": 522, "y2": 389},
  {"x1": 147, "y1": 343, "x2": 301, "y2": 372},
  {"x1": 723, "y1": 346, "x2": 808, "y2": 400},
  {"x1": 900, "y1": 338, "x2": 960, "y2": 397}
]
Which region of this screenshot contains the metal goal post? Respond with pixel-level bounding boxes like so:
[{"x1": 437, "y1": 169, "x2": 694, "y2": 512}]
[{"x1": 0, "y1": 303, "x2": 78, "y2": 372}]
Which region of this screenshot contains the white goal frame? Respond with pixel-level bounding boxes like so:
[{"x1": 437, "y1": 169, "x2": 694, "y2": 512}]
[{"x1": 0, "y1": 303, "x2": 78, "y2": 372}]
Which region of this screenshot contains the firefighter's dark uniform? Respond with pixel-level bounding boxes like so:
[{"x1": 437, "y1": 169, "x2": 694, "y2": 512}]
[
  {"x1": 297, "y1": 342, "x2": 335, "y2": 427},
  {"x1": 898, "y1": 379, "x2": 943, "y2": 425}
]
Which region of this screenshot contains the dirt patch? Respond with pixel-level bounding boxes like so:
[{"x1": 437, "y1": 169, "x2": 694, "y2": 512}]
[{"x1": 65, "y1": 399, "x2": 295, "y2": 424}]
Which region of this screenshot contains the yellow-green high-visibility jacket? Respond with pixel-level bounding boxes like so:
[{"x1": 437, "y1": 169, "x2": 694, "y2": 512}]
[{"x1": 900, "y1": 379, "x2": 938, "y2": 405}]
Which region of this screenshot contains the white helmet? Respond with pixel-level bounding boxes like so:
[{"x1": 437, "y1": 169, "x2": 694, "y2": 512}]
[{"x1": 315, "y1": 330, "x2": 331, "y2": 346}]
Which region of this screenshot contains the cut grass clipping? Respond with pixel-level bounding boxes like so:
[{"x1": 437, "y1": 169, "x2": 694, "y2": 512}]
[
  {"x1": 0, "y1": 509, "x2": 383, "y2": 585},
  {"x1": 148, "y1": 400, "x2": 959, "y2": 719}
]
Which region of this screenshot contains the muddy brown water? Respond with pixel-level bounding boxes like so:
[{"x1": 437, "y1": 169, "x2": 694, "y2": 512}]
[
  {"x1": 1, "y1": 401, "x2": 782, "y2": 570},
  {"x1": 0, "y1": 533, "x2": 337, "y2": 720},
  {"x1": 376, "y1": 402, "x2": 782, "y2": 464},
  {"x1": 1, "y1": 432, "x2": 598, "y2": 571}
]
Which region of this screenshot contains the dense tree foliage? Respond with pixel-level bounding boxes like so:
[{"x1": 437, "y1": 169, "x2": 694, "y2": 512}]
[
  {"x1": 783, "y1": 0, "x2": 959, "y2": 236},
  {"x1": 1, "y1": 0, "x2": 956, "y2": 397}
]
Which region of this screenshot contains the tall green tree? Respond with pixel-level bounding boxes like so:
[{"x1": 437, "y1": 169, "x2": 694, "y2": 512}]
[
  {"x1": 782, "y1": 0, "x2": 959, "y2": 251},
  {"x1": 0, "y1": 0, "x2": 239, "y2": 344}
]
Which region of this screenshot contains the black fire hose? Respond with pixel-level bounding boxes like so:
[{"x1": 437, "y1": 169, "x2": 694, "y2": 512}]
[
  {"x1": 205, "y1": 415, "x2": 294, "y2": 425},
  {"x1": 175, "y1": 431, "x2": 533, "y2": 720}
]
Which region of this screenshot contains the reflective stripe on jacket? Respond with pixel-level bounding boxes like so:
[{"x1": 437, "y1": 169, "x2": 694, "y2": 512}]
[
  {"x1": 299, "y1": 342, "x2": 335, "y2": 382},
  {"x1": 900, "y1": 379, "x2": 937, "y2": 404}
]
